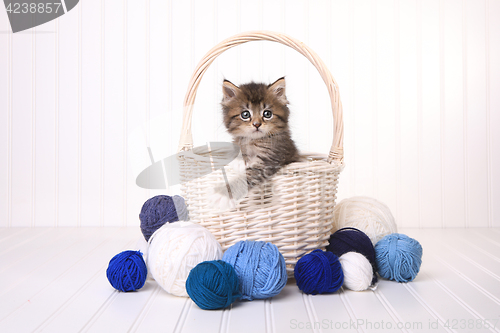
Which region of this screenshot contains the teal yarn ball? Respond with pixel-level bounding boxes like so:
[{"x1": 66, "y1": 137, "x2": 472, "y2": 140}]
[
  {"x1": 294, "y1": 249, "x2": 344, "y2": 295},
  {"x1": 222, "y1": 240, "x2": 288, "y2": 301},
  {"x1": 375, "y1": 233, "x2": 423, "y2": 282},
  {"x1": 106, "y1": 250, "x2": 147, "y2": 292},
  {"x1": 186, "y1": 260, "x2": 241, "y2": 310}
]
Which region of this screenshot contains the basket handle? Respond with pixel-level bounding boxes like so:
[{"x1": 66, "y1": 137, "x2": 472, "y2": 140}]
[{"x1": 178, "y1": 30, "x2": 344, "y2": 164}]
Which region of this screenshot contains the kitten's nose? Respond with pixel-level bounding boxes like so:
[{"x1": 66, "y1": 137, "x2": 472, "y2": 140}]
[{"x1": 253, "y1": 121, "x2": 261, "y2": 128}]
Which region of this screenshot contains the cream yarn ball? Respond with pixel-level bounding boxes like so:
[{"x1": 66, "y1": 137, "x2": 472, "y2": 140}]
[
  {"x1": 147, "y1": 221, "x2": 222, "y2": 297},
  {"x1": 333, "y1": 196, "x2": 397, "y2": 245},
  {"x1": 339, "y1": 252, "x2": 373, "y2": 291}
]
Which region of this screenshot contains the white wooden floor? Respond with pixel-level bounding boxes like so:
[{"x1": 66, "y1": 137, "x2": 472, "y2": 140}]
[{"x1": 0, "y1": 227, "x2": 499, "y2": 333}]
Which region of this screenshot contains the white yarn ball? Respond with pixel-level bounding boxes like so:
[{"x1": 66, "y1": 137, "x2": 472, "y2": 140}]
[
  {"x1": 333, "y1": 196, "x2": 397, "y2": 245},
  {"x1": 135, "y1": 237, "x2": 154, "y2": 280},
  {"x1": 147, "y1": 221, "x2": 222, "y2": 297},
  {"x1": 339, "y1": 252, "x2": 373, "y2": 291}
]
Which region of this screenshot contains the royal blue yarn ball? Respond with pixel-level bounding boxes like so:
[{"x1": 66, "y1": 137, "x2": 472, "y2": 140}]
[
  {"x1": 106, "y1": 250, "x2": 147, "y2": 292},
  {"x1": 139, "y1": 195, "x2": 189, "y2": 241},
  {"x1": 375, "y1": 233, "x2": 423, "y2": 283},
  {"x1": 186, "y1": 260, "x2": 241, "y2": 310},
  {"x1": 327, "y1": 227, "x2": 378, "y2": 284},
  {"x1": 294, "y1": 249, "x2": 344, "y2": 295},
  {"x1": 222, "y1": 240, "x2": 287, "y2": 301}
]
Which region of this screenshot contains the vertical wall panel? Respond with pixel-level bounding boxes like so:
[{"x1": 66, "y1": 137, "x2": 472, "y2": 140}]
[
  {"x1": 169, "y1": 0, "x2": 193, "y2": 148},
  {"x1": 442, "y1": 0, "x2": 466, "y2": 228},
  {"x1": 375, "y1": 0, "x2": 398, "y2": 222},
  {"x1": 57, "y1": 8, "x2": 80, "y2": 226},
  {"x1": 420, "y1": 0, "x2": 442, "y2": 227},
  {"x1": 214, "y1": 0, "x2": 239, "y2": 145},
  {"x1": 352, "y1": 0, "x2": 375, "y2": 196},
  {"x1": 148, "y1": 0, "x2": 172, "y2": 202},
  {"x1": 398, "y1": 0, "x2": 420, "y2": 228},
  {"x1": 490, "y1": 0, "x2": 500, "y2": 227},
  {"x1": 103, "y1": 0, "x2": 125, "y2": 226},
  {"x1": 34, "y1": 21, "x2": 57, "y2": 226},
  {"x1": 80, "y1": 0, "x2": 103, "y2": 226},
  {"x1": 239, "y1": 0, "x2": 263, "y2": 84},
  {"x1": 10, "y1": 32, "x2": 33, "y2": 227},
  {"x1": 464, "y1": 0, "x2": 489, "y2": 227},
  {"x1": 284, "y1": 0, "x2": 308, "y2": 153},
  {"x1": 0, "y1": 11, "x2": 11, "y2": 226},
  {"x1": 261, "y1": 0, "x2": 286, "y2": 82},
  {"x1": 308, "y1": 0, "x2": 333, "y2": 157},
  {"x1": 329, "y1": 0, "x2": 353, "y2": 202},
  {"x1": 126, "y1": 0, "x2": 149, "y2": 226},
  {"x1": 192, "y1": 0, "x2": 217, "y2": 147}
]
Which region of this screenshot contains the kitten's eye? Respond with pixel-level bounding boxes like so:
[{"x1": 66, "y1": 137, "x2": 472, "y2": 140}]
[
  {"x1": 240, "y1": 111, "x2": 251, "y2": 120},
  {"x1": 263, "y1": 110, "x2": 273, "y2": 119}
]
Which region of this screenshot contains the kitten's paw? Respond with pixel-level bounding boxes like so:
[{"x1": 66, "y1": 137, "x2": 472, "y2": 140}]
[
  {"x1": 228, "y1": 157, "x2": 246, "y2": 174},
  {"x1": 208, "y1": 186, "x2": 237, "y2": 212}
]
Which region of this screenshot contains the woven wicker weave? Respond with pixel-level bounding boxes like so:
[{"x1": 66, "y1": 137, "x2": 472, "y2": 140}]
[{"x1": 177, "y1": 31, "x2": 344, "y2": 276}]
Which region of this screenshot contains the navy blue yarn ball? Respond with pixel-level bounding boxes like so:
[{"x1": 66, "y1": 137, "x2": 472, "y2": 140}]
[
  {"x1": 106, "y1": 250, "x2": 147, "y2": 292},
  {"x1": 294, "y1": 249, "x2": 344, "y2": 295},
  {"x1": 186, "y1": 260, "x2": 241, "y2": 310},
  {"x1": 327, "y1": 227, "x2": 378, "y2": 284},
  {"x1": 139, "y1": 195, "x2": 189, "y2": 241}
]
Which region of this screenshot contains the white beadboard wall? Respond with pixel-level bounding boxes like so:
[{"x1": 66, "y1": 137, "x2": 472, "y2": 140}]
[{"x1": 0, "y1": 0, "x2": 499, "y2": 228}]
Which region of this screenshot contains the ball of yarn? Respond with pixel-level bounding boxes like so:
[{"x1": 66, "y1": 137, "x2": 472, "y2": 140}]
[
  {"x1": 375, "y1": 233, "x2": 423, "y2": 283},
  {"x1": 106, "y1": 250, "x2": 147, "y2": 292},
  {"x1": 294, "y1": 249, "x2": 344, "y2": 295},
  {"x1": 326, "y1": 227, "x2": 378, "y2": 284},
  {"x1": 139, "y1": 195, "x2": 189, "y2": 242},
  {"x1": 147, "y1": 221, "x2": 222, "y2": 296},
  {"x1": 333, "y1": 196, "x2": 397, "y2": 245},
  {"x1": 186, "y1": 260, "x2": 241, "y2": 310},
  {"x1": 339, "y1": 252, "x2": 373, "y2": 291},
  {"x1": 222, "y1": 240, "x2": 287, "y2": 301}
]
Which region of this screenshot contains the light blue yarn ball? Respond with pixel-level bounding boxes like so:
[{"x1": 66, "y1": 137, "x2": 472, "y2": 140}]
[
  {"x1": 222, "y1": 240, "x2": 288, "y2": 301},
  {"x1": 375, "y1": 233, "x2": 423, "y2": 283}
]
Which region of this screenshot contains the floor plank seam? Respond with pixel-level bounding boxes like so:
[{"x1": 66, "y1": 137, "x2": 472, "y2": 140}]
[
  {"x1": 0, "y1": 230, "x2": 120, "y2": 323},
  {"x1": 441, "y1": 242, "x2": 500, "y2": 282},
  {"x1": 33, "y1": 264, "x2": 109, "y2": 332},
  {"x1": 431, "y1": 254, "x2": 500, "y2": 306},
  {"x1": 79, "y1": 290, "x2": 120, "y2": 333},
  {"x1": 472, "y1": 231, "x2": 500, "y2": 247},
  {"x1": 172, "y1": 298, "x2": 191, "y2": 333},
  {"x1": 455, "y1": 239, "x2": 500, "y2": 263},
  {"x1": 372, "y1": 288, "x2": 410, "y2": 333},
  {"x1": 218, "y1": 305, "x2": 231, "y2": 333},
  {"x1": 427, "y1": 272, "x2": 500, "y2": 333},
  {"x1": 0, "y1": 228, "x2": 52, "y2": 257},
  {"x1": 403, "y1": 283, "x2": 454, "y2": 333},
  {"x1": 302, "y1": 293, "x2": 322, "y2": 333},
  {"x1": 338, "y1": 289, "x2": 363, "y2": 333},
  {"x1": 0, "y1": 228, "x2": 69, "y2": 278},
  {"x1": 264, "y1": 298, "x2": 275, "y2": 333},
  {"x1": 128, "y1": 284, "x2": 162, "y2": 333}
]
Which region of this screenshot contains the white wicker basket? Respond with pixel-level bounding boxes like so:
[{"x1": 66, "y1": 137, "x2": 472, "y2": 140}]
[{"x1": 177, "y1": 31, "x2": 344, "y2": 276}]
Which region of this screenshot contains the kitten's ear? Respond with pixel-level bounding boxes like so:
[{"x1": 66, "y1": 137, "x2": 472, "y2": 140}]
[
  {"x1": 222, "y1": 80, "x2": 240, "y2": 102},
  {"x1": 268, "y1": 77, "x2": 288, "y2": 104}
]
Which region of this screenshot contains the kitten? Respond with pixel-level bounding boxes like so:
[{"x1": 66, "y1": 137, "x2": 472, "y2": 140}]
[{"x1": 210, "y1": 77, "x2": 301, "y2": 210}]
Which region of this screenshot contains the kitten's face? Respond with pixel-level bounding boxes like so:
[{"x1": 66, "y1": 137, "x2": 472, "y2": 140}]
[{"x1": 221, "y1": 78, "x2": 290, "y2": 139}]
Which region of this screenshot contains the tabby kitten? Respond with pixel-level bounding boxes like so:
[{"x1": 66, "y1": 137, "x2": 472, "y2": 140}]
[{"x1": 210, "y1": 77, "x2": 301, "y2": 210}]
